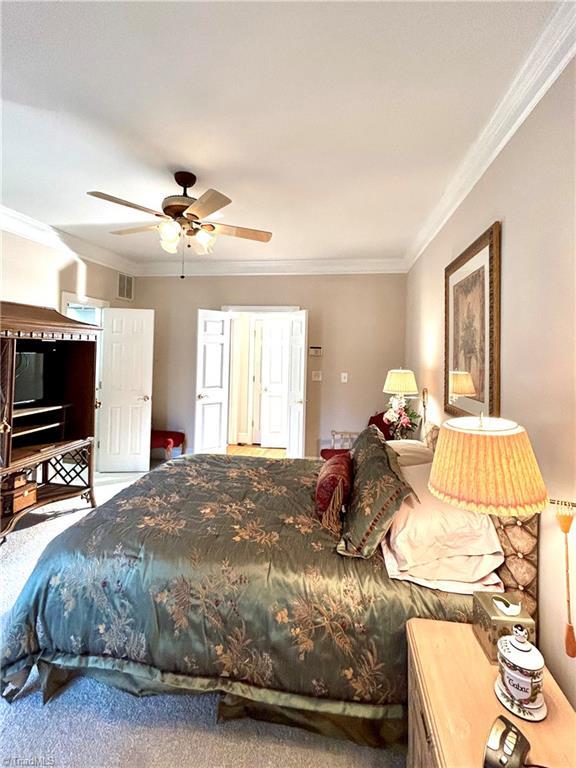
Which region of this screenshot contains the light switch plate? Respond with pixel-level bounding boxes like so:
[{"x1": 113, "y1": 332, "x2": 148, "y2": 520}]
[
  {"x1": 341, "y1": 372, "x2": 348, "y2": 383},
  {"x1": 312, "y1": 371, "x2": 322, "y2": 382}
]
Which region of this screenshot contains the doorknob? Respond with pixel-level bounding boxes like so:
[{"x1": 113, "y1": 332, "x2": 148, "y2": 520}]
[
  {"x1": 197, "y1": 393, "x2": 208, "y2": 400},
  {"x1": 137, "y1": 395, "x2": 150, "y2": 401}
]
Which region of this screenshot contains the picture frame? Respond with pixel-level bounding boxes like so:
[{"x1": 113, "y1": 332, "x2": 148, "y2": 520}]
[{"x1": 444, "y1": 222, "x2": 501, "y2": 417}]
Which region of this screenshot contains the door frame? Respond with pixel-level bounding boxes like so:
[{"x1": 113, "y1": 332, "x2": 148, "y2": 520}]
[
  {"x1": 222, "y1": 306, "x2": 306, "y2": 455},
  {"x1": 61, "y1": 291, "x2": 110, "y2": 315},
  {"x1": 222, "y1": 306, "x2": 300, "y2": 313},
  {"x1": 61, "y1": 291, "x2": 110, "y2": 466}
]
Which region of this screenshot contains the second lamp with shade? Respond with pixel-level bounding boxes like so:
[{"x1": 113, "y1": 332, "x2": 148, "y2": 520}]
[{"x1": 383, "y1": 369, "x2": 428, "y2": 428}]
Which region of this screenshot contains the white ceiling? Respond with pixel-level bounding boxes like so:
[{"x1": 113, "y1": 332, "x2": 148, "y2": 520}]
[{"x1": 2, "y1": 2, "x2": 559, "y2": 271}]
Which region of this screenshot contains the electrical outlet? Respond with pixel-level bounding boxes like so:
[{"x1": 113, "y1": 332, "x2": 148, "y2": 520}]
[
  {"x1": 341, "y1": 372, "x2": 348, "y2": 383},
  {"x1": 312, "y1": 371, "x2": 322, "y2": 382}
]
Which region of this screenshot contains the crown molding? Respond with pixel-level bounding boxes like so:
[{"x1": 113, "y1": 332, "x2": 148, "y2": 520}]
[
  {"x1": 404, "y1": 2, "x2": 576, "y2": 270},
  {"x1": 0, "y1": 205, "x2": 406, "y2": 276},
  {"x1": 135, "y1": 256, "x2": 407, "y2": 277},
  {"x1": 0, "y1": 205, "x2": 138, "y2": 275}
]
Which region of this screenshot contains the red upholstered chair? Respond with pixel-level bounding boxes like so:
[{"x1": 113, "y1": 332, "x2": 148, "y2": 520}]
[
  {"x1": 367, "y1": 412, "x2": 395, "y2": 440},
  {"x1": 151, "y1": 429, "x2": 186, "y2": 461}
]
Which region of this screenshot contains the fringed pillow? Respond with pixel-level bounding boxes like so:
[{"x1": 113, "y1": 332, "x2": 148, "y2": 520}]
[{"x1": 315, "y1": 454, "x2": 352, "y2": 534}]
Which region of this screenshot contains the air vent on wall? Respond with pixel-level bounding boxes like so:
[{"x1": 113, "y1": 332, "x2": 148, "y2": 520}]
[{"x1": 117, "y1": 272, "x2": 134, "y2": 301}]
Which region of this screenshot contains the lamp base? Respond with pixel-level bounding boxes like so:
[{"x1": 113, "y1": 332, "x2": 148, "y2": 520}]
[{"x1": 494, "y1": 678, "x2": 547, "y2": 722}]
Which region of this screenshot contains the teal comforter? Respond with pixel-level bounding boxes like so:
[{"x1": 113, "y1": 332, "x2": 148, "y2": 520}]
[{"x1": 1, "y1": 454, "x2": 472, "y2": 718}]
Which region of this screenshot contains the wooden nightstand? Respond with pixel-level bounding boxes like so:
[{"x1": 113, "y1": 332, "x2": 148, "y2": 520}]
[{"x1": 407, "y1": 618, "x2": 575, "y2": 768}]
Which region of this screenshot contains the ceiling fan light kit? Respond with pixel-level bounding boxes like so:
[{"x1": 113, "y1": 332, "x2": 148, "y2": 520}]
[{"x1": 87, "y1": 170, "x2": 272, "y2": 256}]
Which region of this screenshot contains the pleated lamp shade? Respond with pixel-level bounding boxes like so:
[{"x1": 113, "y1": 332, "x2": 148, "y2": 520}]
[
  {"x1": 449, "y1": 370, "x2": 476, "y2": 397},
  {"x1": 428, "y1": 417, "x2": 548, "y2": 517},
  {"x1": 383, "y1": 369, "x2": 418, "y2": 395}
]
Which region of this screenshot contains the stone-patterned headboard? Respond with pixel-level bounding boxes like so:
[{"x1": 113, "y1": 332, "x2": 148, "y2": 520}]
[{"x1": 423, "y1": 421, "x2": 539, "y2": 620}]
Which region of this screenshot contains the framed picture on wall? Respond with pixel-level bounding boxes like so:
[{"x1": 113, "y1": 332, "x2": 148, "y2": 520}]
[{"x1": 444, "y1": 222, "x2": 501, "y2": 417}]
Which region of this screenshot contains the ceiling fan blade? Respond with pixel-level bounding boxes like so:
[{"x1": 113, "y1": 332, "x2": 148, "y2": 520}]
[
  {"x1": 205, "y1": 222, "x2": 272, "y2": 242},
  {"x1": 110, "y1": 223, "x2": 161, "y2": 235},
  {"x1": 88, "y1": 191, "x2": 168, "y2": 218},
  {"x1": 184, "y1": 189, "x2": 231, "y2": 219}
]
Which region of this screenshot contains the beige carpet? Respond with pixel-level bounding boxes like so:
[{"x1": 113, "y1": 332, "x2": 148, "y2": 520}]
[{"x1": 0, "y1": 473, "x2": 405, "y2": 768}]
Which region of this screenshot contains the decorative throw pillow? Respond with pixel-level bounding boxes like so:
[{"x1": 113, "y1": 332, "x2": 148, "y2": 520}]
[
  {"x1": 319, "y1": 448, "x2": 350, "y2": 461},
  {"x1": 338, "y1": 428, "x2": 413, "y2": 558},
  {"x1": 350, "y1": 424, "x2": 389, "y2": 468},
  {"x1": 315, "y1": 454, "x2": 353, "y2": 534}
]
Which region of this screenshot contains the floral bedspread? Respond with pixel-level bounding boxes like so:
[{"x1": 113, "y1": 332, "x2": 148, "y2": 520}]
[{"x1": 1, "y1": 454, "x2": 472, "y2": 717}]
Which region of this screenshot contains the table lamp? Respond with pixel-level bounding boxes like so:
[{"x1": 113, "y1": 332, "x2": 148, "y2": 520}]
[
  {"x1": 428, "y1": 417, "x2": 547, "y2": 516},
  {"x1": 383, "y1": 368, "x2": 419, "y2": 398},
  {"x1": 428, "y1": 416, "x2": 549, "y2": 720},
  {"x1": 383, "y1": 368, "x2": 428, "y2": 426}
]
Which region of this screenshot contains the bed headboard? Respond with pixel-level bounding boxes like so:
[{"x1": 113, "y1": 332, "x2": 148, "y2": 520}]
[
  {"x1": 423, "y1": 421, "x2": 539, "y2": 619},
  {"x1": 490, "y1": 515, "x2": 539, "y2": 618}
]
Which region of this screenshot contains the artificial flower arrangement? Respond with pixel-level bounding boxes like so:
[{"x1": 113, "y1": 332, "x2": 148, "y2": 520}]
[{"x1": 383, "y1": 396, "x2": 420, "y2": 439}]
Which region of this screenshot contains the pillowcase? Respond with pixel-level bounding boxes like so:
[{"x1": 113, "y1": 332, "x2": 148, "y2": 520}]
[
  {"x1": 315, "y1": 454, "x2": 352, "y2": 534},
  {"x1": 382, "y1": 462, "x2": 504, "y2": 593},
  {"x1": 381, "y1": 543, "x2": 504, "y2": 595},
  {"x1": 337, "y1": 427, "x2": 413, "y2": 558},
  {"x1": 387, "y1": 439, "x2": 434, "y2": 467}
]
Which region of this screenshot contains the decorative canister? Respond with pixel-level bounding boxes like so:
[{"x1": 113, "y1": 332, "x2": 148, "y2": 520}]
[{"x1": 495, "y1": 624, "x2": 547, "y2": 721}]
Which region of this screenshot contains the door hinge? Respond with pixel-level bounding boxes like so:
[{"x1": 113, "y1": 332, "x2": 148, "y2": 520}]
[{"x1": 97, "y1": 440, "x2": 100, "y2": 449}]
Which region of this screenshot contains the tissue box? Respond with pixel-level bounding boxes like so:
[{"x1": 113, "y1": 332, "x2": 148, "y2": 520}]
[{"x1": 472, "y1": 591, "x2": 536, "y2": 663}]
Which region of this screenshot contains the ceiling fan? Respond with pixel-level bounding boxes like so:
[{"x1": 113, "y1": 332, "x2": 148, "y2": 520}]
[{"x1": 87, "y1": 171, "x2": 272, "y2": 255}]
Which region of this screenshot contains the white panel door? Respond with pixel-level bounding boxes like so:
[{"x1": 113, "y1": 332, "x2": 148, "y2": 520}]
[
  {"x1": 99, "y1": 308, "x2": 155, "y2": 472},
  {"x1": 194, "y1": 310, "x2": 231, "y2": 454},
  {"x1": 260, "y1": 316, "x2": 289, "y2": 448},
  {"x1": 286, "y1": 310, "x2": 308, "y2": 458}
]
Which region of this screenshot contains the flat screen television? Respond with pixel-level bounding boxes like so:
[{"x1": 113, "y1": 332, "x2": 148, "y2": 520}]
[{"x1": 14, "y1": 351, "x2": 45, "y2": 405}]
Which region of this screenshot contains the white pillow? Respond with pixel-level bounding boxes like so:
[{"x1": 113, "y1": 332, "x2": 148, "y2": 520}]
[
  {"x1": 382, "y1": 462, "x2": 504, "y2": 593},
  {"x1": 388, "y1": 439, "x2": 434, "y2": 467},
  {"x1": 382, "y1": 543, "x2": 504, "y2": 595}
]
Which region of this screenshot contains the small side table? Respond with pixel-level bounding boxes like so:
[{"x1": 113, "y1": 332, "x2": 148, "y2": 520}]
[{"x1": 406, "y1": 618, "x2": 575, "y2": 768}]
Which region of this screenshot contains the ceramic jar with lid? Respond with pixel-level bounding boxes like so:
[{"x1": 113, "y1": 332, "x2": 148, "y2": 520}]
[{"x1": 495, "y1": 624, "x2": 547, "y2": 721}]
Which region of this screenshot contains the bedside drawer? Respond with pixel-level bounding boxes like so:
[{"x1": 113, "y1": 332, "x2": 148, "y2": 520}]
[{"x1": 407, "y1": 644, "x2": 441, "y2": 768}]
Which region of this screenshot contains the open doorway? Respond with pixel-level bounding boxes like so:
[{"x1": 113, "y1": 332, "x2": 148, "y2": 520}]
[{"x1": 194, "y1": 307, "x2": 307, "y2": 458}]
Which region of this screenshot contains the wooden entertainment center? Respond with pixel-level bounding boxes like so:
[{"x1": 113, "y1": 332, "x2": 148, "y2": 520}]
[{"x1": 0, "y1": 301, "x2": 100, "y2": 538}]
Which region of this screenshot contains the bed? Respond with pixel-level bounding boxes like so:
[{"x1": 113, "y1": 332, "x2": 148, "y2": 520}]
[{"x1": 0, "y1": 450, "x2": 539, "y2": 746}]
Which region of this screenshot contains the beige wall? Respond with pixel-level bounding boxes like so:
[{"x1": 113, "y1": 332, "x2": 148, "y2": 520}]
[
  {"x1": 405, "y1": 63, "x2": 576, "y2": 703},
  {"x1": 135, "y1": 274, "x2": 406, "y2": 456},
  {"x1": 0, "y1": 231, "x2": 131, "y2": 309}
]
